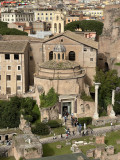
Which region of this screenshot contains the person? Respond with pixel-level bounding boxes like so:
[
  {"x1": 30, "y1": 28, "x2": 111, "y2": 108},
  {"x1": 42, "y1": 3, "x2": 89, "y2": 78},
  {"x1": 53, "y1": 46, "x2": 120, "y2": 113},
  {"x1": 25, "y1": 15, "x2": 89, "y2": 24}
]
[
  {"x1": 72, "y1": 131, "x2": 75, "y2": 135},
  {"x1": 61, "y1": 134, "x2": 63, "y2": 138},
  {"x1": 111, "y1": 122, "x2": 113, "y2": 131},
  {"x1": 79, "y1": 124, "x2": 82, "y2": 135},
  {"x1": 64, "y1": 116, "x2": 67, "y2": 124},
  {"x1": 53, "y1": 133, "x2": 56, "y2": 139}
]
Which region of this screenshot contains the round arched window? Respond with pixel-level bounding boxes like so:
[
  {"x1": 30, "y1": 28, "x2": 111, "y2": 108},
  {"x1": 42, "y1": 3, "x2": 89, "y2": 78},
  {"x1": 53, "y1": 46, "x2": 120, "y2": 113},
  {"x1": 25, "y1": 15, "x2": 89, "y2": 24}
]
[
  {"x1": 69, "y1": 51, "x2": 75, "y2": 61},
  {"x1": 49, "y1": 51, "x2": 53, "y2": 60}
]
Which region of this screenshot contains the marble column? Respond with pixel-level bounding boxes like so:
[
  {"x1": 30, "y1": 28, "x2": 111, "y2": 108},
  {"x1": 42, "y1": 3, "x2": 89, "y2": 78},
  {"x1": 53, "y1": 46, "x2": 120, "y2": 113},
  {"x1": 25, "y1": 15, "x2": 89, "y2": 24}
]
[
  {"x1": 110, "y1": 89, "x2": 116, "y2": 118},
  {"x1": 93, "y1": 83, "x2": 101, "y2": 119}
]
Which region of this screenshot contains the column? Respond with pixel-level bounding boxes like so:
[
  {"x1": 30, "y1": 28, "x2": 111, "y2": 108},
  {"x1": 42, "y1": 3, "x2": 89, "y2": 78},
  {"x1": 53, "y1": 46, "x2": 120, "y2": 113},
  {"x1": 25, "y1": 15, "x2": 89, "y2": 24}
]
[
  {"x1": 93, "y1": 83, "x2": 101, "y2": 119},
  {"x1": 110, "y1": 90, "x2": 116, "y2": 118}
]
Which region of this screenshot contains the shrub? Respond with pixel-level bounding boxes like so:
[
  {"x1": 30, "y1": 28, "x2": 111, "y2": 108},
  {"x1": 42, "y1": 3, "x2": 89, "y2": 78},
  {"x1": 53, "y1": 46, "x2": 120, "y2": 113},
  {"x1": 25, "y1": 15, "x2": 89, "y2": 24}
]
[
  {"x1": 47, "y1": 120, "x2": 60, "y2": 128},
  {"x1": 31, "y1": 122, "x2": 50, "y2": 135},
  {"x1": 78, "y1": 117, "x2": 92, "y2": 126},
  {"x1": 81, "y1": 91, "x2": 94, "y2": 102},
  {"x1": 40, "y1": 87, "x2": 58, "y2": 108}
]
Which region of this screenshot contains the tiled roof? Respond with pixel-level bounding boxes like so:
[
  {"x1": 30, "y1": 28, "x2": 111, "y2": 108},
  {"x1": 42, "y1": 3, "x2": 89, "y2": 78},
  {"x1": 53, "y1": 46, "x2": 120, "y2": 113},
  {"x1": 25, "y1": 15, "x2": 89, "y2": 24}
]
[
  {"x1": 0, "y1": 41, "x2": 28, "y2": 53},
  {"x1": 43, "y1": 30, "x2": 98, "y2": 49}
]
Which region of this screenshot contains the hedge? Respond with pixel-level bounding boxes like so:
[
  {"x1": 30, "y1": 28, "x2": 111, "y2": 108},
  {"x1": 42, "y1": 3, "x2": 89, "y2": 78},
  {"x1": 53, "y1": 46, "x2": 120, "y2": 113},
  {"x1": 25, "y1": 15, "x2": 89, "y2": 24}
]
[
  {"x1": 31, "y1": 123, "x2": 50, "y2": 135},
  {"x1": 78, "y1": 117, "x2": 92, "y2": 126},
  {"x1": 47, "y1": 120, "x2": 60, "y2": 128}
]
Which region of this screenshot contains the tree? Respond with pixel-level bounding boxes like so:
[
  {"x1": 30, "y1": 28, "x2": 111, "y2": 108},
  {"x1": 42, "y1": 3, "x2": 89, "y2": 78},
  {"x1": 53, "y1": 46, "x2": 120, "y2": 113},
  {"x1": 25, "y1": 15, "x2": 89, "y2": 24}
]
[
  {"x1": 40, "y1": 87, "x2": 58, "y2": 108},
  {"x1": 94, "y1": 69, "x2": 120, "y2": 115},
  {"x1": 64, "y1": 20, "x2": 104, "y2": 35}
]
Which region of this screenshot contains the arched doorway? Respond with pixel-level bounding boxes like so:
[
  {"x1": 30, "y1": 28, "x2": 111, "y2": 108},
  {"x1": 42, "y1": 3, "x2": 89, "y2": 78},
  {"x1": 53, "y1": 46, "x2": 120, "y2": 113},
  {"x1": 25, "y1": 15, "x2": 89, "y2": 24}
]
[
  {"x1": 69, "y1": 51, "x2": 75, "y2": 61},
  {"x1": 49, "y1": 51, "x2": 53, "y2": 60}
]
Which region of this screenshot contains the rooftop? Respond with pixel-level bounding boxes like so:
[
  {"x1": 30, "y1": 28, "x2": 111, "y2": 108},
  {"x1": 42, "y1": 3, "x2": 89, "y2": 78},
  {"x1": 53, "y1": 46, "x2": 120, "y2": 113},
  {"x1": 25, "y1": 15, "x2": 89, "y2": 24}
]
[
  {"x1": 0, "y1": 41, "x2": 28, "y2": 53},
  {"x1": 39, "y1": 60, "x2": 80, "y2": 69}
]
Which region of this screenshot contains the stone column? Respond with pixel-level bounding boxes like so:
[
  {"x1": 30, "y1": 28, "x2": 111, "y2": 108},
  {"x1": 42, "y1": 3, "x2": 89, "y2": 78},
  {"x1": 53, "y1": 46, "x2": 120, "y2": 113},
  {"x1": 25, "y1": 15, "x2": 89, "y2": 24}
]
[
  {"x1": 93, "y1": 83, "x2": 101, "y2": 119},
  {"x1": 110, "y1": 90, "x2": 116, "y2": 118}
]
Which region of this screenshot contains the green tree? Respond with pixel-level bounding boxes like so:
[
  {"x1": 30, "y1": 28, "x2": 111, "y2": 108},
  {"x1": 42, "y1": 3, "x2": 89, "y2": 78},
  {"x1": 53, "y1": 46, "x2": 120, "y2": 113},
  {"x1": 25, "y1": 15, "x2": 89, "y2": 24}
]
[
  {"x1": 40, "y1": 87, "x2": 58, "y2": 108},
  {"x1": 114, "y1": 91, "x2": 120, "y2": 115},
  {"x1": 94, "y1": 69, "x2": 120, "y2": 115},
  {"x1": 64, "y1": 20, "x2": 104, "y2": 35}
]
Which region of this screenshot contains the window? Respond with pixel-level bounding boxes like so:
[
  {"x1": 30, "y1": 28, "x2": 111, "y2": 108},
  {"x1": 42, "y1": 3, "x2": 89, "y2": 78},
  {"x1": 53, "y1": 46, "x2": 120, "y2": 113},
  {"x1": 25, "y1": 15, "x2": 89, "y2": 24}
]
[
  {"x1": 30, "y1": 56, "x2": 33, "y2": 60},
  {"x1": 6, "y1": 75, "x2": 11, "y2": 81},
  {"x1": 18, "y1": 65, "x2": 21, "y2": 70},
  {"x1": 17, "y1": 75, "x2": 21, "y2": 81},
  {"x1": 50, "y1": 17, "x2": 52, "y2": 20},
  {"x1": 90, "y1": 58, "x2": 93, "y2": 61},
  {"x1": 46, "y1": 13, "x2": 48, "y2": 15},
  {"x1": 0, "y1": 75, "x2": 1, "y2": 80},
  {"x1": 14, "y1": 54, "x2": 19, "y2": 60},
  {"x1": 69, "y1": 51, "x2": 75, "y2": 61},
  {"x1": 83, "y1": 47, "x2": 87, "y2": 51},
  {"x1": 17, "y1": 86, "x2": 21, "y2": 90},
  {"x1": 46, "y1": 17, "x2": 48, "y2": 20},
  {"x1": 50, "y1": 13, "x2": 52, "y2": 15},
  {"x1": 61, "y1": 39, "x2": 63, "y2": 42},
  {"x1": 49, "y1": 51, "x2": 53, "y2": 60},
  {"x1": 41, "y1": 13, "x2": 44, "y2": 15},
  {"x1": 6, "y1": 88, "x2": 11, "y2": 94},
  {"x1": 5, "y1": 54, "x2": 10, "y2": 60},
  {"x1": 58, "y1": 54, "x2": 60, "y2": 60},
  {"x1": 8, "y1": 66, "x2": 11, "y2": 70}
]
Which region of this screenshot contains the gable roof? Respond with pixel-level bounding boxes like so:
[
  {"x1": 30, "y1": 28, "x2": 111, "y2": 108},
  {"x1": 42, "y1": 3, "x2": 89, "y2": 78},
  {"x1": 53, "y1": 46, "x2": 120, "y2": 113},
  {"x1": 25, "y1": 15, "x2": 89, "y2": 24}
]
[
  {"x1": 0, "y1": 41, "x2": 28, "y2": 54},
  {"x1": 43, "y1": 30, "x2": 98, "y2": 49}
]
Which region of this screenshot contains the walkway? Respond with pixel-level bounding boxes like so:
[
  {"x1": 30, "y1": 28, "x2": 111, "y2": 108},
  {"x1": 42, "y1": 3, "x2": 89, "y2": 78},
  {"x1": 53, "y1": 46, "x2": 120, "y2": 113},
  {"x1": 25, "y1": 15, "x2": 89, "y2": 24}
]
[{"x1": 39, "y1": 124, "x2": 120, "y2": 144}]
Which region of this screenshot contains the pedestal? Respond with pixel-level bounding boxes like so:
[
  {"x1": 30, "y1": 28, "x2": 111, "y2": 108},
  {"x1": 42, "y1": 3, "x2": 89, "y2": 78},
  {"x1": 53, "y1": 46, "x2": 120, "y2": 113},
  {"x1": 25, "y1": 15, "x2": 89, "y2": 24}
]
[{"x1": 93, "y1": 112, "x2": 99, "y2": 120}]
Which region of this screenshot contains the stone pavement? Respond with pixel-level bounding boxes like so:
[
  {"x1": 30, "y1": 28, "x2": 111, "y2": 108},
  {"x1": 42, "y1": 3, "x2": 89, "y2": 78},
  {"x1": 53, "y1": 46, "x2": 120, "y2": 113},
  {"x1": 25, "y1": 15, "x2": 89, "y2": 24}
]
[{"x1": 38, "y1": 124, "x2": 120, "y2": 144}]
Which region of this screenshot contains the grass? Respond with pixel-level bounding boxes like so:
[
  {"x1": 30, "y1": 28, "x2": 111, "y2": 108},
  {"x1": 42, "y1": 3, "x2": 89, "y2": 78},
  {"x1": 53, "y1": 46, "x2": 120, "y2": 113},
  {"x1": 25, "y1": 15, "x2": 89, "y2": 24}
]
[
  {"x1": 43, "y1": 141, "x2": 72, "y2": 157},
  {"x1": 105, "y1": 130, "x2": 120, "y2": 153},
  {"x1": 0, "y1": 157, "x2": 15, "y2": 160}
]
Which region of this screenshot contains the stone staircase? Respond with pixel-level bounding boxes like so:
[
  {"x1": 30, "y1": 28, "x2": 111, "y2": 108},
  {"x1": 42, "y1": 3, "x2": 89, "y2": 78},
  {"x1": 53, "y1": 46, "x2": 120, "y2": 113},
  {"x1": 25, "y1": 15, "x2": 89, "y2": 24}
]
[{"x1": 65, "y1": 116, "x2": 76, "y2": 132}]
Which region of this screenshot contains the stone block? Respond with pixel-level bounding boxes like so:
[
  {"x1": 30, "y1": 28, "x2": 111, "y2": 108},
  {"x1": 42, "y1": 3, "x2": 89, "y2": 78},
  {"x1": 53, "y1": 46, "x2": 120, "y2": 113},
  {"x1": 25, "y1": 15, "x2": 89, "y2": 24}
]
[
  {"x1": 94, "y1": 148, "x2": 102, "y2": 159},
  {"x1": 96, "y1": 136, "x2": 105, "y2": 144},
  {"x1": 106, "y1": 145, "x2": 114, "y2": 155},
  {"x1": 86, "y1": 149, "x2": 94, "y2": 158},
  {"x1": 56, "y1": 145, "x2": 62, "y2": 149}
]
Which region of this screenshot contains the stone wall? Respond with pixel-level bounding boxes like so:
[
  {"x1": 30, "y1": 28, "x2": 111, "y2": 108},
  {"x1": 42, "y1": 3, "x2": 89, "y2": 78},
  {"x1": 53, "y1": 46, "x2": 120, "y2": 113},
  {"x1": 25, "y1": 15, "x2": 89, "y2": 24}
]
[{"x1": 40, "y1": 103, "x2": 59, "y2": 121}]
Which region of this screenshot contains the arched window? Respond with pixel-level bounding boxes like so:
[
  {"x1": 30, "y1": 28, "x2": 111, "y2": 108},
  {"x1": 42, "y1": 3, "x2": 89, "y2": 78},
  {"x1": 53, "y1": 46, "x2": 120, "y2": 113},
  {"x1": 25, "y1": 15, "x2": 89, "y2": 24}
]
[
  {"x1": 58, "y1": 53, "x2": 60, "y2": 60},
  {"x1": 69, "y1": 51, "x2": 75, "y2": 61},
  {"x1": 54, "y1": 23, "x2": 57, "y2": 33},
  {"x1": 62, "y1": 53, "x2": 64, "y2": 59},
  {"x1": 49, "y1": 51, "x2": 53, "y2": 60},
  {"x1": 59, "y1": 23, "x2": 61, "y2": 33}
]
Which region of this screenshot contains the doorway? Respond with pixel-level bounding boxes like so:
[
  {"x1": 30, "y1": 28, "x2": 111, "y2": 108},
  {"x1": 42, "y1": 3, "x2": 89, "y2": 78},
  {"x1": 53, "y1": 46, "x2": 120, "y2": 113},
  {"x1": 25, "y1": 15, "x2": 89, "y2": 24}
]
[{"x1": 62, "y1": 102, "x2": 71, "y2": 116}]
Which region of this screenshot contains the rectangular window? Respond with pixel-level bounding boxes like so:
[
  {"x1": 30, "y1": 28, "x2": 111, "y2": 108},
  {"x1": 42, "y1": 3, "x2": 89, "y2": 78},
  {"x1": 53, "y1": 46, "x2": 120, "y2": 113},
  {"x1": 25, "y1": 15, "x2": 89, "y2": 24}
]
[
  {"x1": 17, "y1": 75, "x2": 21, "y2": 81},
  {"x1": 90, "y1": 58, "x2": 93, "y2": 61},
  {"x1": 14, "y1": 54, "x2": 19, "y2": 60},
  {"x1": 6, "y1": 87, "x2": 11, "y2": 94},
  {"x1": 5, "y1": 54, "x2": 10, "y2": 60},
  {"x1": 6, "y1": 75, "x2": 11, "y2": 81},
  {"x1": 18, "y1": 65, "x2": 21, "y2": 70},
  {"x1": 8, "y1": 66, "x2": 11, "y2": 70},
  {"x1": 17, "y1": 86, "x2": 21, "y2": 90}
]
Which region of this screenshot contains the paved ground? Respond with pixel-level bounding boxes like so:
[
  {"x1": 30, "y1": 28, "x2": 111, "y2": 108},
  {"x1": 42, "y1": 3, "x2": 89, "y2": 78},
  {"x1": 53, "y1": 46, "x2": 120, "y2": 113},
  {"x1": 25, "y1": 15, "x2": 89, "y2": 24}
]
[{"x1": 39, "y1": 124, "x2": 120, "y2": 144}]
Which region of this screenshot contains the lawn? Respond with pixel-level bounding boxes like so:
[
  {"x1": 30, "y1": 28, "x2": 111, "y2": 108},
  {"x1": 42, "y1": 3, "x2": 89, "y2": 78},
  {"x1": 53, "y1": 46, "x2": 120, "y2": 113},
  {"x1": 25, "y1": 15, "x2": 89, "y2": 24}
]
[
  {"x1": 43, "y1": 135, "x2": 95, "y2": 157},
  {"x1": 105, "y1": 130, "x2": 120, "y2": 153},
  {"x1": 43, "y1": 141, "x2": 72, "y2": 157}
]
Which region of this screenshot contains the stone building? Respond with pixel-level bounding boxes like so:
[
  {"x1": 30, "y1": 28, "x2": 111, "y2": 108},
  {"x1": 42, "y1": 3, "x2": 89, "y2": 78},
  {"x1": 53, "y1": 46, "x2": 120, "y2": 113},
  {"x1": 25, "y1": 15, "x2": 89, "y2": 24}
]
[
  {"x1": 98, "y1": 4, "x2": 120, "y2": 75},
  {"x1": 34, "y1": 31, "x2": 98, "y2": 119},
  {"x1": 0, "y1": 41, "x2": 29, "y2": 95}
]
